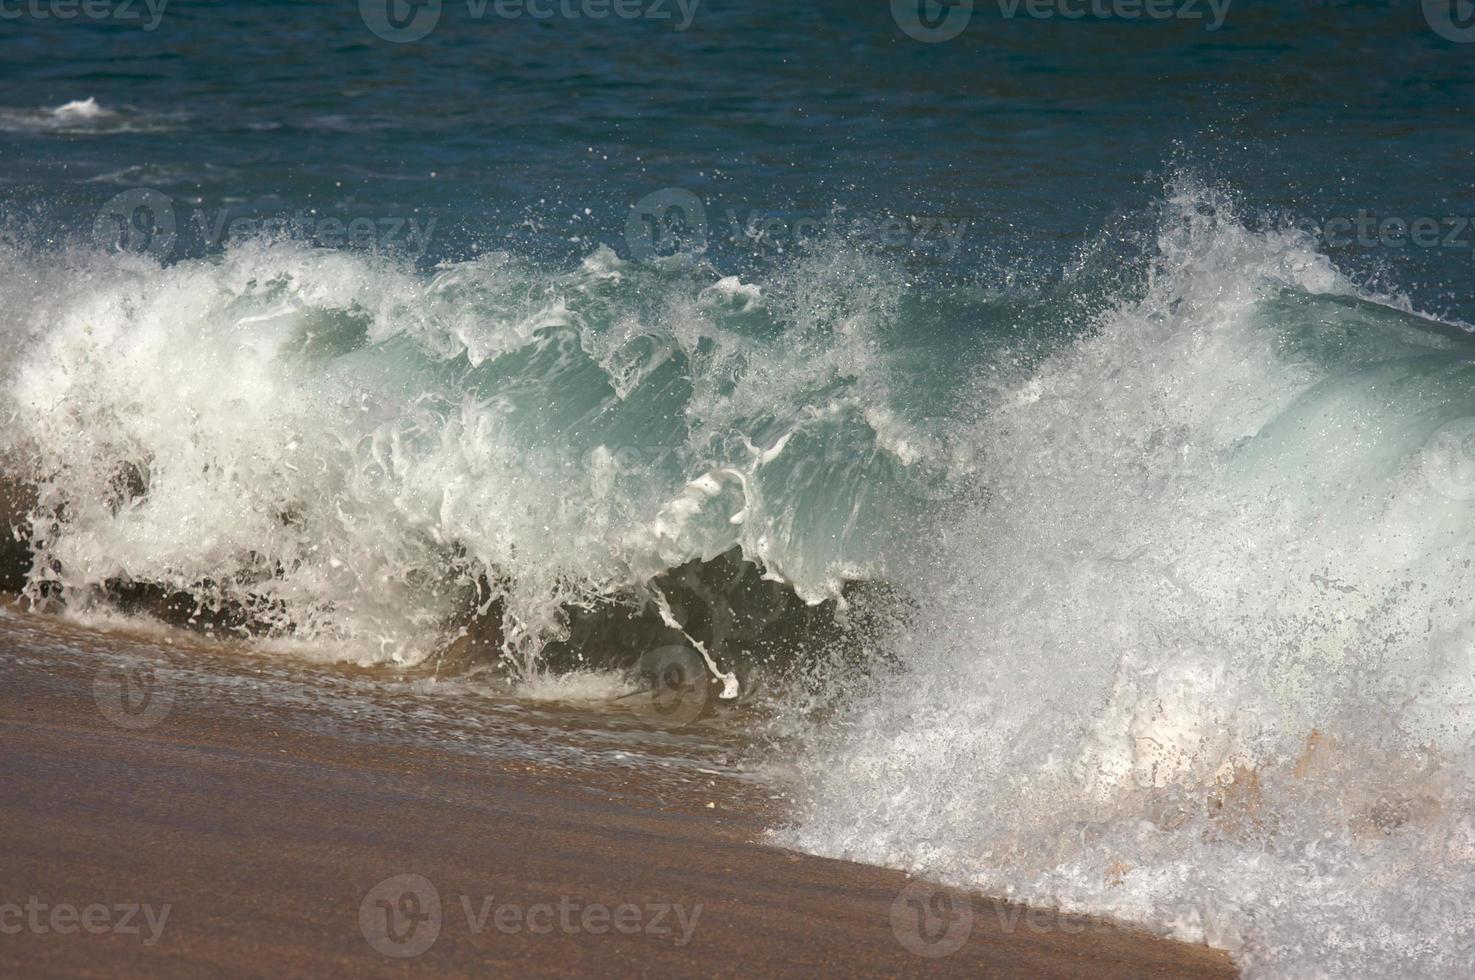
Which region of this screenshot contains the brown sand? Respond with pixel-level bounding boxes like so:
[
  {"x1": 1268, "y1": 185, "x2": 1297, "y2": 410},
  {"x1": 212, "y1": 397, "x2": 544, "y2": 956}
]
[{"x1": 0, "y1": 610, "x2": 1238, "y2": 978}]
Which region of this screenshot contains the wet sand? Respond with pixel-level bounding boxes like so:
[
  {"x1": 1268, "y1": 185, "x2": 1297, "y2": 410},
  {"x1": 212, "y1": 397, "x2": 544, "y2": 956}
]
[{"x1": 0, "y1": 609, "x2": 1238, "y2": 978}]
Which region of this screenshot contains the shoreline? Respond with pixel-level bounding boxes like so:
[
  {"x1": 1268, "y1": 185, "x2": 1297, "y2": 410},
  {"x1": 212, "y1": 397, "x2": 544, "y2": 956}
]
[{"x1": 0, "y1": 608, "x2": 1237, "y2": 978}]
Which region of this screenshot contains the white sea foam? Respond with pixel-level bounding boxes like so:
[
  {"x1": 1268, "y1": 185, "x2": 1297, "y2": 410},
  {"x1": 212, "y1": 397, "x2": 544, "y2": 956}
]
[
  {"x1": 9, "y1": 180, "x2": 1471, "y2": 974},
  {"x1": 777, "y1": 184, "x2": 1475, "y2": 977},
  {"x1": 0, "y1": 236, "x2": 940, "y2": 670},
  {"x1": 511, "y1": 669, "x2": 638, "y2": 703},
  {"x1": 0, "y1": 99, "x2": 176, "y2": 134},
  {"x1": 51, "y1": 97, "x2": 110, "y2": 121}
]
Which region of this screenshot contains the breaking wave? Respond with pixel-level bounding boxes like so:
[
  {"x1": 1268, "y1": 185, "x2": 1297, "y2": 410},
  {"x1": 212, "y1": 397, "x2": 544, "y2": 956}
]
[
  {"x1": 777, "y1": 184, "x2": 1475, "y2": 978},
  {"x1": 9, "y1": 178, "x2": 1475, "y2": 975},
  {"x1": 0, "y1": 225, "x2": 972, "y2": 678}
]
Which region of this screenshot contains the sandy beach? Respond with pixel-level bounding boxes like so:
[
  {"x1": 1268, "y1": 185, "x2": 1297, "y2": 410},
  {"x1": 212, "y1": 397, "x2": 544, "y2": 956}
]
[{"x1": 0, "y1": 608, "x2": 1238, "y2": 978}]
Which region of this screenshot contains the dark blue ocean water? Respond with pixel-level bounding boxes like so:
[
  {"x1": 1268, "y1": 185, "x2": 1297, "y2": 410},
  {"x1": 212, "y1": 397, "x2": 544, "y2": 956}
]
[{"x1": 4, "y1": 1, "x2": 1475, "y2": 311}]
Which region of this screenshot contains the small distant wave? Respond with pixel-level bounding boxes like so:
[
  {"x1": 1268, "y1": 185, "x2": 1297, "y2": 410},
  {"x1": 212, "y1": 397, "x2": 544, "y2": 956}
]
[
  {"x1": 0, "y1": 98, "x2": 178, "y2": 135},
  {"x1": 52, "y1": 97, "x2": 110, "y2": 121},
  {"x1": 301, "y1": 114, "x2": 396, "y2": 133}
]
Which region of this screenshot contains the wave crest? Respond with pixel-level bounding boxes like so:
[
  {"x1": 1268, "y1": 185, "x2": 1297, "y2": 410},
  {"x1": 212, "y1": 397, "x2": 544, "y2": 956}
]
[{"x1": 777, "y1": 182, "x2": 1475, "y2": 979}]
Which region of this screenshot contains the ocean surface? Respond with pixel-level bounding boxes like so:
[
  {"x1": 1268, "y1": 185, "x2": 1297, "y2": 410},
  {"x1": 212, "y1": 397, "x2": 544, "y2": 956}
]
[{"x1": 5, "y1": 2, "x2": 1475, "y2": 976}]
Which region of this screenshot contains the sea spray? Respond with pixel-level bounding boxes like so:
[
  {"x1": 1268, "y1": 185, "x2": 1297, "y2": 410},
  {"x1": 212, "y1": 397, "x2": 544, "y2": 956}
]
[
  {"x1": 0, "y1": 234, "x2": 961, "y2": 669},
  {"x1": 11, "y1": 179, "x2": 1475, "y2": 974},
  {"x1": 777, "y1": 184, "x2": 1475, "y2": 977}
]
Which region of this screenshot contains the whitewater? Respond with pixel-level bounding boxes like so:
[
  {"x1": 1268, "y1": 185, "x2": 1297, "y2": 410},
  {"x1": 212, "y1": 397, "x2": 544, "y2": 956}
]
[
  {"x1": 4, "y1": 181, "x2": 1475, "y2": 976},
  {"x1": 777, "y1": 185, "x2": 1475, "y2": 978}
]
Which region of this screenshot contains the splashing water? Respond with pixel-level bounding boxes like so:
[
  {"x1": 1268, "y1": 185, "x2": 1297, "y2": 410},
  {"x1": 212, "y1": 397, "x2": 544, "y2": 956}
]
[
  {"x1": 0, "y1": 233, "x2": 962, "y2": 670},
  {"x1": 7, "y1": 179, "x2": 1475, "y2": 975},
  {"x1": 776, "y1": 184, "x2": 1475, "y2": 977}
]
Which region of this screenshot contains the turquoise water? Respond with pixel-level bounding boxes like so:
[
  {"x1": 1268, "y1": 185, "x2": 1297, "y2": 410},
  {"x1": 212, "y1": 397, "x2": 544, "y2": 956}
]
[{"x1": 6, "y1": 4, "x2": 1475, "y2": 977}]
